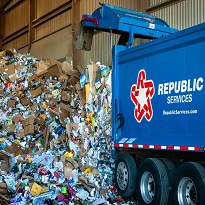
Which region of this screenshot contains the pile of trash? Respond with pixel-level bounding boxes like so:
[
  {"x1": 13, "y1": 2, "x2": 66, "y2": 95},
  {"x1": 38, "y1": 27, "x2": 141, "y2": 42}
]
[{"x1": 0, "y1": 49, "x2": 131, "y2": 205}]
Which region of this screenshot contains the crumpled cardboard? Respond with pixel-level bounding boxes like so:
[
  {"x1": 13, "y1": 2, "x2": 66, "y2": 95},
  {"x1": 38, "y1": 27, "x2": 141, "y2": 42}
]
[
  {"x1": 64, "y1": 157, "x2": 79, "y2": 169},
  {"x1": 62, "y1": 61, "x2": 73, "y2": 75},
  {"x1": 0, "y1": 59, "x2": 7, "y2": 68},
  {"x1": 61, "y1": 90, "x2": 71, "y2": 102},
  {"x1": 45, "y1": 59, "x2": 62, "y2": 70},
  {"x1": 20, "y1": 95, "x2": 33, "y2": 106},
  {"x1": 4, "y1": 63, "x2": 15, "y2": 76},
  {"x1": 0, "y1": 183, "x2": 9, "y2": 194},
  {"x1": 87, "y1": 61, "x2": 100, "y2": 86},
  {"x1": 43, "y1": 126, "x2": 50, "y2": 151},
  {"x1": 62, "y1": 61, "x2": 80, "y2": 86},
  {"x1": 16, "y1": 129, "x2": 25, "y2": 139},
  {"x1": 4, "y1": 142, "x2": 29, "y2": 156},
  {"x1": 64, "y1": 162, "x2": 73, "y2": 179},
  {"x1": 36, "y1": 60, "x2": 50, "y2": 76},
  {"x1": 0, "y1": 194, "x2": 10, "y2": 205},
  {"x1": 24, "y1": 124, "x2": 34, "y2": 135},
  {"x1": 12, "y1": 113, "x2": 23, "y2": 123},
  {"x1": 68, "y1": 76, "x2": 79, "y2": 86},
  {"x1": 22, "y1": 116, "x2": 34, "y2": 127},
  {"x1": 8, "y1": 124, "x2": 15, "y2": 133},
  {"x1": 0, "y1": 151, "x2": 12, "y2": 172},
  {"x1": 66, "y1": 122, "x2": 72, "y2": 138},
  {"x1": 59, "y1": 103, "x2": 71, "y2": 124},
  {"x1": 42, "y1": 64, "x2": 61, "y2": 78},
  {"x1": 30, "y1": 85, "x2": 42, "y2": 97},
  {"x1": 8, "y1": 99, "x2": 16, "y2": 108},
  {"x1": 0, "y1": 88, "x2": 4, "y2": 96}
]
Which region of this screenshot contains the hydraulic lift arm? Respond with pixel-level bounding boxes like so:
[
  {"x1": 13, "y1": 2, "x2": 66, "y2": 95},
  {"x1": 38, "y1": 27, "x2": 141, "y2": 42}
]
[{"x1": 76, "y1": 3, "x2": 178, "y2": 51}]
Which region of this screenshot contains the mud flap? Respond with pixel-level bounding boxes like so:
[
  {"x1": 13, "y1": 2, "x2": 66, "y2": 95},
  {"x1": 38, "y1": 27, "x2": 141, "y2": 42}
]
[{"x1": 76, "y1": 23, "x2": 94, "y2": 51}]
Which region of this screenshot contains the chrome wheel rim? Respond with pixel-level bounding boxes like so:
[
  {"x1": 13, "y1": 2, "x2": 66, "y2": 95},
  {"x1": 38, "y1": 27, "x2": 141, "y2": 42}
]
[
  {"x1": 140, "y1": 171, "x2": 155, "y2": 203},
  {"x1": 116, "y1": 161, "x2": 128, "y2": 190},
  {"x1": 178, "y1": 177, "x2": 197, "y2": 205}
]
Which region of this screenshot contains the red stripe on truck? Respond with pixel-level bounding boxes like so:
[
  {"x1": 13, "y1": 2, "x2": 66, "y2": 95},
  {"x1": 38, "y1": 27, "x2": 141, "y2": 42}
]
[{"x1": 114, "y1": 143, "x2": 202, "y2": 151}]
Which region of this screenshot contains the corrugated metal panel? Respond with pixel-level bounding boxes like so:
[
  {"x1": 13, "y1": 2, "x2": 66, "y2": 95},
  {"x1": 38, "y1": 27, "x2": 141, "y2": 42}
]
[
  {"x1": 150, "y1": 0, "x2": 205, "y2": 30},
  {"x1": 4, "y1": 1, "x2": 28, "y2": 36},
  {"x1": 78, "y1": 0, "x2": 140, "y2": 66},
  {"x1": 18, "y1": 46, "x2": 29, "y2": 55},
  {"x1": 3, "y1": 33, "x2": 28, "y2": 49},
  {"x1": 82, "y1": 32, "x2": 119, "y2": 67},
  {"x1": 34, "y1": 10, "x2": 72, "y2": 40},
  {"x1": 78, "y1": 0, "x2": 138, "y2": 20},
  {"x1": 150, "y1": 0, "x2": 165, "y2": 6},
  {"x1": 35, "y1": 0, "x2": 68, "y2": 18},
  {"x1": 31, "y1": 26, "x2": 72, "y2": 60}
]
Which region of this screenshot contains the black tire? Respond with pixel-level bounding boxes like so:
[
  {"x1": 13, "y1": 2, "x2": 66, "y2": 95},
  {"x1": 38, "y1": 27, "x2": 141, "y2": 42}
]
[
  {"x1": 114, "y1": 154, "x2": 137, "y2": 198},
  {"x1": 160, "y1": 158, "x2": 176, "y2": 188},
  {"x1": 198, "y1": 161, "x2": 205, "y2": 169},
  {"x1": 172, "y1": 162, "x2": 205, "y2": 205},
  {"x1": 160, "y1": 158, "x2": 176, "y2": 205},
  {"x1": 136, "y1": 158, "x2": 169, "y2": 205}
]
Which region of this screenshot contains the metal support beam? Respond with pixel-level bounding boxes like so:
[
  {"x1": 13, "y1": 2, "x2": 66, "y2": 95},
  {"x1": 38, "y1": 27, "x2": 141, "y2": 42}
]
[
  {"x1": 137, "y1": 0, "x2": 150, "y2": 13},
  {"x1": 72, "y1": 0, "x2": 82, "y2": 69},
  {"x1": 137, "y1": 0, "x2": 150, "y2": 45},
  {"x1": 0, "y1": 0, "x2": 12, "y2": 10},
  {"x1": 2, "y1": 0, "x2": 25, "y2": 14},
  {"x1": 0, "y1": 9, "x2": 3, "y2": 50},
  {"x1": 28, "y1": 0, "x2": 35, "y2": 53},
  {"x1": 146, "y1": 0, "x2": 182, "y2": 12}
]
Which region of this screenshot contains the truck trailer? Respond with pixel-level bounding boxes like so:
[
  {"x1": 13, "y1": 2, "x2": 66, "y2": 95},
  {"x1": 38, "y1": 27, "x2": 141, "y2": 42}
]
[{"x1": 77, "y1": 3, "x2": 205, "y2": 205}]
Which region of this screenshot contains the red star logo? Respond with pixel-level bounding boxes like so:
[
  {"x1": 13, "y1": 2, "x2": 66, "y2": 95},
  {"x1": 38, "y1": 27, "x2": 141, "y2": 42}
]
[{"x1": 130, "y1": 69, "x2": 155, "y2": 122}]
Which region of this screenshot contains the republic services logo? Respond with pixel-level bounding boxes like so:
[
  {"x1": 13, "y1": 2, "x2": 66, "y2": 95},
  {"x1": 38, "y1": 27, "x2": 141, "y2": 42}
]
[{"x1": 130, "y1": 69, "x2": 155, "y2": 122}]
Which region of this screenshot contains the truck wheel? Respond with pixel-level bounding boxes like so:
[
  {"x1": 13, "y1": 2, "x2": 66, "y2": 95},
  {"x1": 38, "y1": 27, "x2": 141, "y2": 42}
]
[
  {"x1": 136, "y1": 158, "x2": 169, "y2": 205},
  {"x1": 172, "y1": 162, "x2": 205, "y2": 205},
  {"x1": 160, "y1": 158, "x2": 176, "y2": 205},
  {"x1": 160, "y1": 158, "x2": 176, "y2": 188},
  {"x1": 115, "y1": 154, "x2": 137, "y2": 198}
]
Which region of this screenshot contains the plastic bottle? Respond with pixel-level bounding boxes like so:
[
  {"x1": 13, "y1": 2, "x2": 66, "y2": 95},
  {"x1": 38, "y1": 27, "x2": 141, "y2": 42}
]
[{"x1": 72, "y1": 168, "x2": 78, "y2": 183}]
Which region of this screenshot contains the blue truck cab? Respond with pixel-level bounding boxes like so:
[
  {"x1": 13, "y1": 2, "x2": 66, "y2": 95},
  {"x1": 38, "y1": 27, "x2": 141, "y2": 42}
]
[{"x1": 77, "y1": 4, "x2": 205, "y2": 205}]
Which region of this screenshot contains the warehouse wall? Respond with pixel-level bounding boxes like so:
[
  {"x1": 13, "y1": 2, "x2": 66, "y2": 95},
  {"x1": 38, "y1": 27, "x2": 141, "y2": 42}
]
[
  {"x1": 30, "y1": 0, "x2": 72, "y2": 59},
  {"x1": 1, "y1": 0, "x2": 29, "y2": 50},
  {"x1": 0, "y1": 0, "x2": 149, "y2": 68},
  {"x1": 1, "y1": 0, "x2": 205, "y2": 68},
  {"x1": 148, "y1": 0, "x2": 205, "y2": 30},
  {"x1": 1, "y1": 0, "x2": 72, "y2": 60}
]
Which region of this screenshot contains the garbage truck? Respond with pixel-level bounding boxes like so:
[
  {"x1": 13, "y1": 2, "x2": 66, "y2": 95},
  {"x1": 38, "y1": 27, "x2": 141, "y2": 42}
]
[{"x1": 77, "y1": 3, "x2": 205, "y2": 205}]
